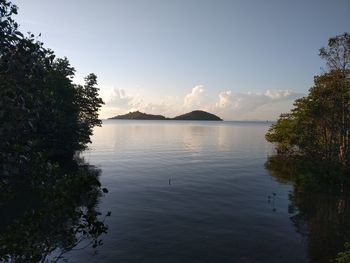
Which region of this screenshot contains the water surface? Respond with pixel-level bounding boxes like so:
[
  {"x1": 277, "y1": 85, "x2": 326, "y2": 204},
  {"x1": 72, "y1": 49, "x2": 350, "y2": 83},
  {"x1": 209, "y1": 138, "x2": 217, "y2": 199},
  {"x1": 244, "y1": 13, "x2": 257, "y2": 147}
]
[{"x1": 68, "y1": 120, "x2": 310, "y2": 262}]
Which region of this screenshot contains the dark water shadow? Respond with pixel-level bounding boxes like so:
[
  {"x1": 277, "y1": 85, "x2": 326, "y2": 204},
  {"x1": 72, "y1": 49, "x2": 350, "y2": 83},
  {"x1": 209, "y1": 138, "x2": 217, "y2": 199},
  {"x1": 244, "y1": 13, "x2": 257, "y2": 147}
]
[
  {"x1": 0, "y1": 158, "x2": 110, "y2": 262},
  {"x1": 265, "y1": 155, "x2": 350, "y2": 263}
]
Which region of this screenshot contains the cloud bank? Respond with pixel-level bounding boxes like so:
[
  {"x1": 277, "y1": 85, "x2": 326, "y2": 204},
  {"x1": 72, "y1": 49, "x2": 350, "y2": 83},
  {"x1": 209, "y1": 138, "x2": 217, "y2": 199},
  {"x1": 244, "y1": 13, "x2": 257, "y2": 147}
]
[{"x1": 100, "y1": 85, "x2": 303, "y2": 120}]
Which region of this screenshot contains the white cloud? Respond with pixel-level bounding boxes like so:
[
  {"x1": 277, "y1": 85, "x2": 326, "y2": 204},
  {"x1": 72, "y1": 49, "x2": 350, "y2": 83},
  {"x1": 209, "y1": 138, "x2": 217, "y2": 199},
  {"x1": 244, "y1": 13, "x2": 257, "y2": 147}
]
[
  {"x1": 183, "y1": 85, "x2": 206, "y2": 109},
  {"x1": 107, "y1": 88, "x2": 134, "y2": 109},
  {"x1": 216, "y1": 90, "x2": 239, "y2": 109},
  {"x1": 214, "y1": 89, "x2": 302, "y2": 120},
  {"x1": 264, "y1": 89, "x2": 292, "y2": 100},
  {"x1": 141, "y1": 101, "x2": 174, "y2": 116},
  {"x1": 100, "y1": 88, "x2": 179, "y2": 119},
  {"x1": 98, "y1": 88, "x2": 140, "y2": 119},
  {"x1": 99, "y1": 85, "x2": 304, "y2": 120},
  {"x1": 216, "y1": 89, "x2": 299, "y2": 111}
]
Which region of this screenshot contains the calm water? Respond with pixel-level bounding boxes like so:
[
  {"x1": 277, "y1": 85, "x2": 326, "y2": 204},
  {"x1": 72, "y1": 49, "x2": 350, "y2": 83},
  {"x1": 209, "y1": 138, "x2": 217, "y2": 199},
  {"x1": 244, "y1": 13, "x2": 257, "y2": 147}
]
[{"x1": 68, "y1": 120, "x2": 307, "y2": 262}]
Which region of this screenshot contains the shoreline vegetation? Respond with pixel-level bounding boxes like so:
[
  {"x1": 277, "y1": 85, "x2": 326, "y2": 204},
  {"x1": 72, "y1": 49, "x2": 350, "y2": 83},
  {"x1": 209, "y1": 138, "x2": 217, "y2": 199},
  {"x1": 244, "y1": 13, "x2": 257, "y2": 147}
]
[
  {"x1": 0, "y1": 1, "x2": 110, "y2": 261},
  {"x1": 266, "y1": 32, "x2": 350, "y2": 174},
  {"x1": 109, "y1": 110, "x2": 223, "y2": 121},
  {"x1": 265, "y1": 33, "x2": 350, "y2": 262}
]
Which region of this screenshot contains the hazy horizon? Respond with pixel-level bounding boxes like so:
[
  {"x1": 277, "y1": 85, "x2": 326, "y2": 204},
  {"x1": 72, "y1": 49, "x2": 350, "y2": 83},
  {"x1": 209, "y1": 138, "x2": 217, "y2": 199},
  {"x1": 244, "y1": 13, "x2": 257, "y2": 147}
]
[{"x1": 104, "y1": 109, "x2": 277, "y2": 121}]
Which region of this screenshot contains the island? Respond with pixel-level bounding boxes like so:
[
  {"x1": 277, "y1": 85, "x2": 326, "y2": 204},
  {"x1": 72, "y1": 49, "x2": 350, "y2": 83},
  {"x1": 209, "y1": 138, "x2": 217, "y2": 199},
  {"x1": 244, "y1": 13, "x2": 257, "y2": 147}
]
[
  {"x1": 173, "y1": 110, "x2": 222, "y2": 121},
  {"x1": 109, "y1": 111, "x2": 167, "y2": 120},
  {"x1": 109, "y1": 110, "x2": 223, "y2": 121}
]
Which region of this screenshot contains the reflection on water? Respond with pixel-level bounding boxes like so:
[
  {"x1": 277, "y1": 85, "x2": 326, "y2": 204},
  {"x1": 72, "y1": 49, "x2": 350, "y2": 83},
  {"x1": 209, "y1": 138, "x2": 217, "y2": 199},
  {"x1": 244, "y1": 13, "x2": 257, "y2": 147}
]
[
  {"x1": 70, "y1": 120, "x2": 308, "y2": 263},
  {"x1": 0, "y1": 160, "x2": 109, "y2": 262},
  {"x1": 266, "y1": 156, "x2": 350, "y2": 263},
  {"x1": 15, "y1": 120, "x2": 348, "y2": 263}
]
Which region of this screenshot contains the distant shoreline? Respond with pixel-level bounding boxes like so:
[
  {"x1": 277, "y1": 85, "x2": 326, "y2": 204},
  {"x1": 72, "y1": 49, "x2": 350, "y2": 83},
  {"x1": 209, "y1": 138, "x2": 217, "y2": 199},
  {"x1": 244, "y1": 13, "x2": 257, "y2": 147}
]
[
  {"x1": 105, "y1": 119, "x2": 274, "y2": 123},
  {"x1": 108, "y1": 110, "x2": 223, "y2": 121}
]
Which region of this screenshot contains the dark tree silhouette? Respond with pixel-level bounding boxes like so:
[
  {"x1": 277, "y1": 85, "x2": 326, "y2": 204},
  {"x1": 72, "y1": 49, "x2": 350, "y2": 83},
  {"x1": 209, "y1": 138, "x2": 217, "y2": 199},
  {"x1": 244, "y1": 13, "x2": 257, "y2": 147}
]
[
  {"x1": 266, "y1": 33, "x2": 350, "y2": 170},
  {"x1": 0, "y1": 0, "x2": 104, "y2": 187},
  {"x1": 0, "y1": 1, "x2": 109, "y2": 261}
]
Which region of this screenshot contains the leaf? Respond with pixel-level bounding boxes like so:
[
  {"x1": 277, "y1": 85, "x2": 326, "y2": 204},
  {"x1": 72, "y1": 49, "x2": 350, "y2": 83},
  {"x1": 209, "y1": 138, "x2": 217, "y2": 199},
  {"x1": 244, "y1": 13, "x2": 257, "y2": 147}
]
[{"x1": 14, "y1": 31, "x2": 23, "y2": 37}]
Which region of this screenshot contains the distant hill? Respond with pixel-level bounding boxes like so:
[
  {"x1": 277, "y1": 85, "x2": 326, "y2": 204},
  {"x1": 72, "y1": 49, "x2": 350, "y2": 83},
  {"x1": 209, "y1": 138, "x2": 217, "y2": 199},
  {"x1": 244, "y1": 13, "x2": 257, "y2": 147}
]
[
  {"x1": 109, "y1": 111, "x2": 167, "y2": 120},
  {"x1": 173, "y1": 110, "x2": 222, "y2": 121},
  {"x1": 109, "y1": 110, "x2": 222, "y2": 121}
]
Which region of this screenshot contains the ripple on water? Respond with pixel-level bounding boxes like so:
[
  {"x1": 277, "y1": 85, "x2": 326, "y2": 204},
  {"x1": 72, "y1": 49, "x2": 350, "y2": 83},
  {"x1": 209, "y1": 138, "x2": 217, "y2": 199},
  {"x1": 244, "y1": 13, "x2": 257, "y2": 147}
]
[{"x1": 67, "y1": 120, "x2": 307, "y2": 263}]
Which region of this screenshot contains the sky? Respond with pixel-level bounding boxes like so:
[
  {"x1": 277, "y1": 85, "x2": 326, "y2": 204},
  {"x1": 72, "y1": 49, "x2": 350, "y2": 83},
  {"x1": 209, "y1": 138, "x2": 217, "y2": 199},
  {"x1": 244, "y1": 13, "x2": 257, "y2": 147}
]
[{"x1": 13, "y1": 0, "x2": 350, "y2": 120}]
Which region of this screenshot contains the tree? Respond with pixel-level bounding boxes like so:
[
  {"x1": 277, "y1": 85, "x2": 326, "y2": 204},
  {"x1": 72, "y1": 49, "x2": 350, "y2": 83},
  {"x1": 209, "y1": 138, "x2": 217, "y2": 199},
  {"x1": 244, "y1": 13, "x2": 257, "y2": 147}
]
[
  {"x1": 0, "y1": 2, "x2": 109, "y2": 260},
  {"x1": 266, "y1": 33, "x2": 350, "y2": 170},
  {"x1": 320, "y1": 32, "x2": 350, "y2": 72},
  {"x1": 0, "y1": 0, "x2": 110, "y2": 262},
  {"x1": 265, "y1": 113, "x2": 297, "y2": 154},
  {"x1": 75, "y1": 74, "x2": 104, "y2": 151},
  {"x1": 0, "y1": 0, "x2": 104, "y2": 187}
]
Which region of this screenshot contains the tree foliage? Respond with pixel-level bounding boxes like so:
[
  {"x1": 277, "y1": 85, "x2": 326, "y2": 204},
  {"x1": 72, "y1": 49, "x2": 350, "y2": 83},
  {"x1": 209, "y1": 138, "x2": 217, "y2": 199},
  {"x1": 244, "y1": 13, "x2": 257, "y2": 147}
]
[
  {"x1": 0, "y1": 0, "x2": 104, "y2": 188},
  {"x1": 266, "y1": 33, "x2": 350, "y2": 169},
  {"x1": 334, "y1": 242, "x2": 350, "y2": 263},
  {"x1": 0, "y1": 1, "x2": 109, "y2": 260}
]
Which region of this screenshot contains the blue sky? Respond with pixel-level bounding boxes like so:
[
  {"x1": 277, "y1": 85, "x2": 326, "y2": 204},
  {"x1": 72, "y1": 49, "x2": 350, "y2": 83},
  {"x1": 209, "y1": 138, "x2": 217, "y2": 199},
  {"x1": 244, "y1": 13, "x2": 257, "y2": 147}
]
[{"x1": 14, "y1": 0, "x2": 350, "y2": 120}]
